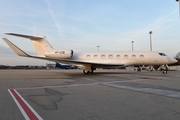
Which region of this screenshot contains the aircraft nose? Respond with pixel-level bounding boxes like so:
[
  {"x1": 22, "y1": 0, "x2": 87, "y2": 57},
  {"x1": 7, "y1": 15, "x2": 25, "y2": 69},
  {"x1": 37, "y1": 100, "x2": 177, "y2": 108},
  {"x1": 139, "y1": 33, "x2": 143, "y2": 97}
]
[{"x1": 170, "y1": 58, "x2": 178, "y2": 64}]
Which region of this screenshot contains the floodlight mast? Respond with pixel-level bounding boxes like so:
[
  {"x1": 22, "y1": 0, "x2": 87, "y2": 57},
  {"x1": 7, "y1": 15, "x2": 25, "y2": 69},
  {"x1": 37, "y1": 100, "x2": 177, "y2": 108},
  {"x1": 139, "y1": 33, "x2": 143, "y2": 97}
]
[
  {"x1": 149, "y1": 31, "x2": 153, "y2": 51},
  {"x1": 131, "y1": 41, "x2": 134, "y2": 51},
  {"x1": 97, "y1": 45, "x2": 100, "y2": 51},
  {"x1": 176, "y1": 0, "x2": 180, "y2": 17}
]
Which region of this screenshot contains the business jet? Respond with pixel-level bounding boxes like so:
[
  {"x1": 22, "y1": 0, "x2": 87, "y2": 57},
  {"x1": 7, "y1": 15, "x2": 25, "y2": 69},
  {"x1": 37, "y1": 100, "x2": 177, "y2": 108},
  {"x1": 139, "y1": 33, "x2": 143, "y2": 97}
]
[{"x1": 2, "y1": 33, "x2": 177, "y2": 74}]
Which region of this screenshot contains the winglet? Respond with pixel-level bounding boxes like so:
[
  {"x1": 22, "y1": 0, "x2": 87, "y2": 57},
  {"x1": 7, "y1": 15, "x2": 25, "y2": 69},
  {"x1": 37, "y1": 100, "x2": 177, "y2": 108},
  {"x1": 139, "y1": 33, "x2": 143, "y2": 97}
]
[{"x1": 3, "y1": 38, "x2": 30, "y2": 57}]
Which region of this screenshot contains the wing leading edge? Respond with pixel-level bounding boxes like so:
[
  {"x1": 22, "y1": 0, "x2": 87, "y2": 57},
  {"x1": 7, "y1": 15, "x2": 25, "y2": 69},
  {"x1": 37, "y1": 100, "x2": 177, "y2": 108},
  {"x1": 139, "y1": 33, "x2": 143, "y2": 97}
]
[
  {"x1": 3, "y1": 38, "x2": 124, "y2": 67},
  {"x1": 5, "y1": 33, "x2": 44, "y2": 40}
]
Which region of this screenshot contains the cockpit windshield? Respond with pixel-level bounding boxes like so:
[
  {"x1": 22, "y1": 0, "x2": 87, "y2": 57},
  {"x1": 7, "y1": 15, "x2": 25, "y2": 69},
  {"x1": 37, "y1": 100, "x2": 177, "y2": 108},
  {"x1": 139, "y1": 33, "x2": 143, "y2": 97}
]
[{"x1": 158, "y1": 53, "x2": 167, "y2": 56}]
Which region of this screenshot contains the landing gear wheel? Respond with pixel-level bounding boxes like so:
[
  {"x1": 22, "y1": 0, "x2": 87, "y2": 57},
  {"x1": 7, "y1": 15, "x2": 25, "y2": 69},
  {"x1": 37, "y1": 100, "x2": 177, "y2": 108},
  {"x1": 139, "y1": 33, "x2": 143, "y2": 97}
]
[
  {"x1": 83, "y1": 70, "x2": 89, "y2": 74},
  {"x1": 162, "y1": 70, "x2": 167, "y2": 74},
  {"x1": 164, "y1": 70, "x2": 167, "y2": 74}
]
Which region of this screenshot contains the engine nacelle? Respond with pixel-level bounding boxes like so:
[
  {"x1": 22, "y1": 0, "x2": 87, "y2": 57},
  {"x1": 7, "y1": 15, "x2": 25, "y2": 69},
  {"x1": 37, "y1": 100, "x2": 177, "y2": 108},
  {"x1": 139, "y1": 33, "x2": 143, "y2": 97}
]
[{"x1": 44, "y1": 49, "x2": 73, "y2": 59}]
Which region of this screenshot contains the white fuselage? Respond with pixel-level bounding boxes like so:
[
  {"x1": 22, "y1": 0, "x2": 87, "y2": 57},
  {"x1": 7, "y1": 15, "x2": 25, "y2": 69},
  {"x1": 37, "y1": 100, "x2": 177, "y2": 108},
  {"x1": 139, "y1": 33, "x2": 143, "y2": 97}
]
[{"x1": 69, "y1": 51, "x2": 176, "y2": 67}]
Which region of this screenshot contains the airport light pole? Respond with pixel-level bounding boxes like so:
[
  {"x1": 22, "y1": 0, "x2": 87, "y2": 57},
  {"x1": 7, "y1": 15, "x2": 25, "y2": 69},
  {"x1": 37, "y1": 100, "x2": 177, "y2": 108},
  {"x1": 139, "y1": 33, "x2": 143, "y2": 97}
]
[
  {"x1": 149, "y1": 31, "x2": 153, "y2": 51},
  {"x1": 176, "y1": 0, "x2": 180, "y2": 17},
  {"x1": 97, "y1": 45, "x2": 100, "y2": 51},
  {"x1": 131, "y1": 41, "x2": 134, "y2": 51}
]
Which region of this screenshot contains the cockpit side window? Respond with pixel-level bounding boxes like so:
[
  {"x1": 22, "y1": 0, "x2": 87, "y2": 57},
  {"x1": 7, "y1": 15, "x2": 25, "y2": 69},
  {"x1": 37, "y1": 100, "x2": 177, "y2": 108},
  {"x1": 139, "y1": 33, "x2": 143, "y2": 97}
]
[{"x1": 159, "y1": 53, "x2": 167, "y2": 56}]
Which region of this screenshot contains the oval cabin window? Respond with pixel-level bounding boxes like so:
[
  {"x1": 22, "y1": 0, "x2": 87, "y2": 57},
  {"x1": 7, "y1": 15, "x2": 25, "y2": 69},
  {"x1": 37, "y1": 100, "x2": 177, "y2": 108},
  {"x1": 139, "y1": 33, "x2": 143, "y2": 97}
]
[
  {"x1": 108, "y1": 55, "x2": 113, "y2": 59},
  {"x1": 86, "y1": 55, "x2": 90, "y2": 58},
  {"x1": 116, "y1": 55, "x2": 120, "y2": 58},
  {"x1": 101, "y1": 55, "x2": 106, "y2": 59},
  {"x1": 140, "y1": 55, "x2": 144, "y2": 58},
  {"x1": 124, "y1": 55, "x2": 128, "y2": 58},
  {"x1": 94, "y1": 55, "x2": 98, "y2": 58},
  {"x1": 132, "y1": 55, "x2": 136, "y2": 58}
]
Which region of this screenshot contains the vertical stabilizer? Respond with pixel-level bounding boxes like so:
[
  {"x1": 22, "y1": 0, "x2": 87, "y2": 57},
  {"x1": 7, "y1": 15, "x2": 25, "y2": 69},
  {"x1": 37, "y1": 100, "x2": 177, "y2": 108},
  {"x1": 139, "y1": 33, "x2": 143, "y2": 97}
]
[
  {"x1": 5, "y1": 33, "x2": 54, "y2": 56},
  {"x1": 30, "y1": 36, "x2": 53, "y2": 56}
]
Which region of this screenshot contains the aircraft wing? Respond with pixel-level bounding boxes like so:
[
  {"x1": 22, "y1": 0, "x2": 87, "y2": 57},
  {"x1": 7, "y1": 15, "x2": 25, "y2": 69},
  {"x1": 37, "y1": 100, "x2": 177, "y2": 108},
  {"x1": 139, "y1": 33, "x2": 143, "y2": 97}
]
[
  {"x1": 32, "y1": 56, "x2": 124, "y2": 67},
  {"x1": 3, "y1": 38, "x2": 124, "y2": 67}
]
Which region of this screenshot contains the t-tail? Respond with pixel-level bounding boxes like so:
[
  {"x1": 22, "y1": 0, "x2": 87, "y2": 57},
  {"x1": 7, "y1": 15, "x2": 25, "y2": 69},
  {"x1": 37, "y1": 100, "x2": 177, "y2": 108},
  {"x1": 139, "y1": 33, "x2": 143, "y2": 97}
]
[
  {"x1": 5, "y1": 33, "x2": 53, "y2": 56},
  {"x1": 4, "y1": 33, "x2": 74, "y2": 59}
]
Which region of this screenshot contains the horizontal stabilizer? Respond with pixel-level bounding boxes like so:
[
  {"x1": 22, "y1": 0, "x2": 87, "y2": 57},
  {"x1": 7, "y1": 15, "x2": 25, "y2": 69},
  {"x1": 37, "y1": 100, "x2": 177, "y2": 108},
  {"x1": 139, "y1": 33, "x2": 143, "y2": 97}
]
[
  {"x1": 3, "y1": 38, "x2": 29, "y2": 57},
  {"x1": 5, "y1": 33, "x2": 44, "y2": 40}
]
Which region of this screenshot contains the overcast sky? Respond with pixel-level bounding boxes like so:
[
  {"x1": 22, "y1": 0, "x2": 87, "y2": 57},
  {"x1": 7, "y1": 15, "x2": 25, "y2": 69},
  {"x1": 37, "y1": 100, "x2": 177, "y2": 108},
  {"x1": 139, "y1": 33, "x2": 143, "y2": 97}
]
[{"x1": 0, "y1": 0, "x2": 179, "y2": 65}]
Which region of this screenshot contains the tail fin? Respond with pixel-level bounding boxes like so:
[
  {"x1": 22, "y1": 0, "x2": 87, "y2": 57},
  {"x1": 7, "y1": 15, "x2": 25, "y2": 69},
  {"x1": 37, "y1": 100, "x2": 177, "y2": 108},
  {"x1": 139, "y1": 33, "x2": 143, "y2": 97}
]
[{"x1": 5, "y1": 33, "x2": 53, "y2": 56}]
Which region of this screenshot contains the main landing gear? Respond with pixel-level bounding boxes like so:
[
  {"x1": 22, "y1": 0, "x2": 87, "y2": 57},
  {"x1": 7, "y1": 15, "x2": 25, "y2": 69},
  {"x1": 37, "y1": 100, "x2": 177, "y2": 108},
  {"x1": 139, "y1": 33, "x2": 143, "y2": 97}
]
[
  {"x1": 83, "y1": 69, "x2": 94, "y2": 74},
  {"x1": 83, "y1": 67, "x2": 95, "y2": 74},
  {"x1": 147, "y1": 65, "x2": 155, "y2": 72}
]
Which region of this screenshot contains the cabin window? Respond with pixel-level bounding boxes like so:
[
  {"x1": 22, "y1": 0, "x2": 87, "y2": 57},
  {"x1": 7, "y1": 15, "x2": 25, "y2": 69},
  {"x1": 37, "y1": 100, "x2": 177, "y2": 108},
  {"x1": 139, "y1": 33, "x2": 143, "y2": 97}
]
[
  {"x1": 94, "y1": 55, "x2": 98, "y2": 58},
  {"x1": 101, "y1": 55, "x2": 106, "y2": 59},
  {"x1": 140, "y1": 55, "x2": 144, "y2": 58},
  {"x1": 116, "y1": 55, "x2": 120, "y2": 58},
  {"x1": 124, "y1": 55, "x2": 128, "y2": 58},
  {"x1": 108, "y1": 54, "x2": 113, "y2": 59},
  {"x1": 132, "y1": 55, "x2": 136, "y2": 58},
  {"x1": 86, "y1": 55, "x2": 91, "y2": 58}
]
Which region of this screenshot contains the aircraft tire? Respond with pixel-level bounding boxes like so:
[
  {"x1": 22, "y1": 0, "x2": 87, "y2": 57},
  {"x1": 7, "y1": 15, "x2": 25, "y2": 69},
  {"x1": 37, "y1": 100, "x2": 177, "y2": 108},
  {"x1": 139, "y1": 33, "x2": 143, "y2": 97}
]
[
  {"x1": 83, "y1": 70, "x2": 89, "y2": 74},
  {"x1": 162, "y1": 70, "x2": 167, "y2": 74}
]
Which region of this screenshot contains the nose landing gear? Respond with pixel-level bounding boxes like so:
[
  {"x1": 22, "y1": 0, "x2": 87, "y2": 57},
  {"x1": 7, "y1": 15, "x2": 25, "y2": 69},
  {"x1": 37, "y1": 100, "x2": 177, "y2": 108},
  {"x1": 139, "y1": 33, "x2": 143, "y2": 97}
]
[{"x1": 158, "y1": 64, "x2": 169, "y2": 74}]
